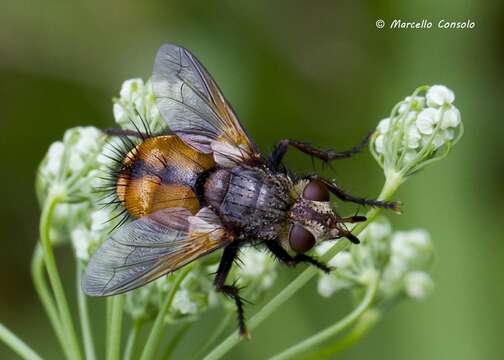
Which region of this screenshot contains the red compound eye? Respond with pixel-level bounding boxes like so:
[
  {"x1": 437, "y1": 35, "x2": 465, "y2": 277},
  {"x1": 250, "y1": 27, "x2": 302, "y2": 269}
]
[
  {"x1": 288, "y1": 224, "x2": 315, "y2": 253},
  {"x1": 303, "y1": 180, "x2": 329, "y2": 202}
]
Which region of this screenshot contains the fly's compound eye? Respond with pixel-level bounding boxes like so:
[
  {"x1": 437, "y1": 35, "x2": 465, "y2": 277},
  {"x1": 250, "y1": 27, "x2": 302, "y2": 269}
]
[
  {"x1": 303, "y1": 179, "x2": 330, "y2": 202},
  {"x1": 289, "y1": 224, "x2": 316, "y2": 253}
]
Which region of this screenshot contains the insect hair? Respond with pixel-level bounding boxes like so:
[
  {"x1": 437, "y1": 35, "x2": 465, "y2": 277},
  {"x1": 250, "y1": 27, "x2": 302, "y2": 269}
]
[{"x1": 94, "y1": 111, "x2": 161, "y2": 232}]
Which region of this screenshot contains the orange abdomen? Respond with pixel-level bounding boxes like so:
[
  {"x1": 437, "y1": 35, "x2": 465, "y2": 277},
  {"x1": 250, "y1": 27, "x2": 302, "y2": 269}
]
[{"x1": 116, "y1": 135, "x2": 215, "y2": 218}]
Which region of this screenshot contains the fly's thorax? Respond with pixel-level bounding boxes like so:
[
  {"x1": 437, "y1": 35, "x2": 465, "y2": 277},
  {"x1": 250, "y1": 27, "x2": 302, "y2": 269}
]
[{"x1": 204, "y1": 166, "x2": 293, "y2": 239}]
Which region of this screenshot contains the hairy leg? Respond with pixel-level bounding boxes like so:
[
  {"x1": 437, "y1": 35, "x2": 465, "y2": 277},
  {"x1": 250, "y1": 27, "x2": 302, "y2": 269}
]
[
  {"x1": 312, "y1": 176, "x2": 401, "y2": 212},
  {"x1": 265, "y1": 241, "x2": 331, "y2": 273},
  {"x1": 214, "y1": 243, "x2": 249, "y2": 338},
  {"x1": 268, "y1": 132, "x2": 372, "y2": 170}
]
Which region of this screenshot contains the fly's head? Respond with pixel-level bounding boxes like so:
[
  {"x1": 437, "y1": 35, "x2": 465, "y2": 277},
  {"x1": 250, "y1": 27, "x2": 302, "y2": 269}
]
[{"x1": 285, "y1": 178, "x2": 357, "y2": 254}]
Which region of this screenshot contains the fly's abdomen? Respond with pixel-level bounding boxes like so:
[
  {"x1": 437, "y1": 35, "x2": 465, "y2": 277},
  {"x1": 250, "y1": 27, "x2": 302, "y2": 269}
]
[
  {"x1": 116, "y1": 135, "x2": 215, "y2": 218},
  {"x1": 204, "y1": 167, "x2": 291, "y2": 239}
]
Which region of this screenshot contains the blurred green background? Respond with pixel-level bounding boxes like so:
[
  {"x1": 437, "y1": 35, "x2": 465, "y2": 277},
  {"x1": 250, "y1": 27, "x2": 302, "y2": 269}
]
[{"x1": 1, "y1": 0, "x2": 503, "y2": 359}]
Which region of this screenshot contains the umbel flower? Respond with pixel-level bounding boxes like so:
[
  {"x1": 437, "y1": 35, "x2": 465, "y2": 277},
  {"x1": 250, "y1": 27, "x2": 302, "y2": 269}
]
[
  {"x1": 370, "y1": 85, "x2": 463, "y2": 180},
  {"x1": 316, "y1": 217, "x2": 435, "y2": 305}
]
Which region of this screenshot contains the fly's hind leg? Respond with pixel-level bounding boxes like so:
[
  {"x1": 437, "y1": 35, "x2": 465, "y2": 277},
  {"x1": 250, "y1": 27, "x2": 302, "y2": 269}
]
[
  {"x1": 268, "y1": 132, "x2": 372, "y2": 170},
  {"x1": 214, "y1": 243, "x2": 249, "y2": 339}
]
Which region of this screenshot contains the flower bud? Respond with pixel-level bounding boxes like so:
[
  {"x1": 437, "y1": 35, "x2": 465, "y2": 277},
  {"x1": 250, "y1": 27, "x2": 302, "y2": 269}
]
[{"x1": 370, "y1": 85, "x2": 463, "y2": 179}]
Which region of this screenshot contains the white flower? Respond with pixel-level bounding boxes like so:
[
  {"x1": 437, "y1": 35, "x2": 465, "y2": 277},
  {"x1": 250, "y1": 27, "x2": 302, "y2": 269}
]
[
  {"x1": 375, "y1": 134, "x2": 385, "y2": 153},
  {"x1": 426, "y1": 85, "x2": 455, "y2": 107},
  {"x1": 371, "y1": 85, "x2": 462, "y2": 178},
  {"x1": 71, "y1": 226, "x2": 93, "y2": 261},
  {"x1": 405, "y1": 124, "x2": 421, "y2": 149},
  {"x1": 441, "y1": 107, "x2": 461, "y2": 129},
  {"x1": 90, "y1": 208, "x2": 113, "y2": 233},
  {"x1": 120, "y1": 78, "x2": 144, "y2": 99},
  {"x1": 377, "y1": 118, "x2": 391, "y2": 133},
  {"x1": 403, "y1": 150, "x2": 417, "y2": 164},
  {"x1": 113, "y1": 103, "x2": 125, "y2": 123},
  {"x1": 317, "y1": 274, "x2": 351, "y2": 298},
  {"x1": 390, "y1": 229, "x2": 433, "y2": 267},
  {"x1": 404, "y1": 271, "x2": 434, "y2": 300},
  {"x1": 113, "y1": 78, "x2": 165, "y2": 133},
  {"x1": 172, "y1": 288, "x2": 199, "y2": 315},
  {"x1": 328, "y1": 251, "x2": 353, "y2": 268},
  {"x1": 236, "y1": 247, "x2": 277, "y2": 290},
  {"x1": 43, "y1": 142, "x2": 64, "y2": 178},
  {"x1": 416, "y1": 108, "x2": 440, "y2": 135}
]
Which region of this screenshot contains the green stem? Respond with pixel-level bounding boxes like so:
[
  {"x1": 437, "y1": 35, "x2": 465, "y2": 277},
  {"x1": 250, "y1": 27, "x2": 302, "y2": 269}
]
[
  {"x1": 77, "y1": 262, "x2": 96, "y2": 360},
  {"x1": 306, "y1": 309, "x2": 382, "y2": 360},
  {"x1": 204, "y1": 174, "x2": 403, "y2": 360},
  {"x1": 0, "y1": 323, "x2": 44, "y2": 360},
  {"x1": 124, "y1": 320, "x2": 143, "y2": 360},
  {"x1": 268, "y1": 271, "x2": 379, "y2": 360},
  {"x1": 31, "y1": 244, "x2": 71, "y2": 359},
  {"x1": 106, "y1": 295, "x2": 125, "y2": 360},
  {"x1": 195, "y1": 312, "x2": 233, "y2": 358},
  {"x1": 160, "y1": 323, "x2": 191, "y2": 360},
  {"x1": 39, "y1": 192, "x2": 82, "y2": 360},
  {"x1": 140, "y1": 266, "x2": 193, "y2": 360}
]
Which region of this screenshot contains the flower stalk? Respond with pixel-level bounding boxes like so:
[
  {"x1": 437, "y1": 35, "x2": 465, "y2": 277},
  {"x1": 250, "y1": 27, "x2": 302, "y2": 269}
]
[
  {"x1": 269, "y1": 270, "x2": 379, "y2": 360},
  {"x1": 0, "y1": 324, "x2": 43, "y2": 360},
  {"x1": 39, "y1": 192, "x2": 82, "y2": 360},
  {"x1": 140, "y1": 265, "x2": 193, "y2": 360}
]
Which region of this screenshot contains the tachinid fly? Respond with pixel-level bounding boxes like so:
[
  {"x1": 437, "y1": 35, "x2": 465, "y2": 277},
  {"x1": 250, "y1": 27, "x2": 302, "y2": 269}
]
[{"x1": 82, "y1": 43, "x2": 399, "y2": 337}]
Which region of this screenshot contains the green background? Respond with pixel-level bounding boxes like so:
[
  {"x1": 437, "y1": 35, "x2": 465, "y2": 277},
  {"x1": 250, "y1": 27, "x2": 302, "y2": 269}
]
[{"x1": 1, "y1": 1, "x2": 503, "y2": 359}]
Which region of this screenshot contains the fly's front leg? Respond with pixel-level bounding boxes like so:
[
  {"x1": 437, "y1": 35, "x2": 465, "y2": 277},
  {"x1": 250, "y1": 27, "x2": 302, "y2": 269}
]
[
  {"x1": 265, "y1": 241, "x2": 331, "y2": 273},
  {"x1": 214, "y1": 243, "x2": 249, "y2": 339},
  {"x1": 313, "y1": 176, "x2": 401, "y2": 212},
  {"x1": 268, "y1": 132, "x2": 372, "y2": 171}
]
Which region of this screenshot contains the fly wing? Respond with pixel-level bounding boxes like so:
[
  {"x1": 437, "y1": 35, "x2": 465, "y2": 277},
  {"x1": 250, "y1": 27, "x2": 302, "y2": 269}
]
[
  {"x1": 82, "y1": 207, "x2": 231, "y2": 296},
  {"x1": 152, "y1": 43, "x2": 260, "y2": 167}
]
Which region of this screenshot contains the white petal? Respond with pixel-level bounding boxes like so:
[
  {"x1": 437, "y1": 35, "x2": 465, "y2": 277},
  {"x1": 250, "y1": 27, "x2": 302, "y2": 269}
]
[
  {"x1": 377, "y1": 118, "x2": 390, "y2": 133},
  {"x1": 375, "y1": 134, "x2": 385, "y2": 153},
  {"x1": 113, "y1": 103, "x2": 125, "y2": 122},
  {"x1": 120, "y1": 78, "x2": 144, "y2": 99},
  {"x1": 404, "y1": 271, "x2": 434, "y2": 300},
  {"x1": 416, "y1": 108, "x2": 440, "y2": 135},
  {"x1": 406, "y1": 125, "x2": 421, "y2": 149},
  {"x1": 441, "y1": 107, "x2": 461, "y2": 129},
  {"x1": 426, "y1": 85, "x2": 455, "y2": 107},
  {"x1": 403, "y1": 150, "x2": 418, "y2": 164}
]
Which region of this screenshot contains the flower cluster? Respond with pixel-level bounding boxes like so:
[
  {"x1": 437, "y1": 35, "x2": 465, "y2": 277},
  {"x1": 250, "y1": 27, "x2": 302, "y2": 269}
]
[
  {"x1": 316, "y1": 217, "x2": 434, "y2": 305},
  {"x1": 371, "y1": 85, "x2": 463, "y2": 179},
  {"x1": 113, "y1": 78, "x2": 165, "y2": 133},
  {"x1": 36, "y1": 126, "x2": 112, "y2": 247}
]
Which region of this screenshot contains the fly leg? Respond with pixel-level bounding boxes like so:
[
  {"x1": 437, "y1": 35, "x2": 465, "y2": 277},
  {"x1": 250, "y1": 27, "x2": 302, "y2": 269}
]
[
  {"x1": 265, "y1": 241, "x2": 331, "y2": 273},
  {"x1": 214, "y1": 243, "x2": 249, "y2": 339},
  {"x1": 268, "y1": 132, "x2": 372, "y2": 170},
  {"x1": 312, "y1": 176, "x2": 401, "y2": 212}
]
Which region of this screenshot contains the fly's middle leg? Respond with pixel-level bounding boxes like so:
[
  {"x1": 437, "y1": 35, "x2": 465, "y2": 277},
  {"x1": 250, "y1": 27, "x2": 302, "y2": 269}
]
[{"x1": 214, "y1": 243, "x2": 249, "y2": 339}]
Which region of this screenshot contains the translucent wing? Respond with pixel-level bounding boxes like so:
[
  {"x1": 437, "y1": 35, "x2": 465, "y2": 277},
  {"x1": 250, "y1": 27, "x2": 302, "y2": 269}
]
[
  {"x1": 82, "y1": 207, "x2": 231, "y2": 296},
  {"x1": 152, "y1": 43, "x2": 259, "y2": 167}
]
